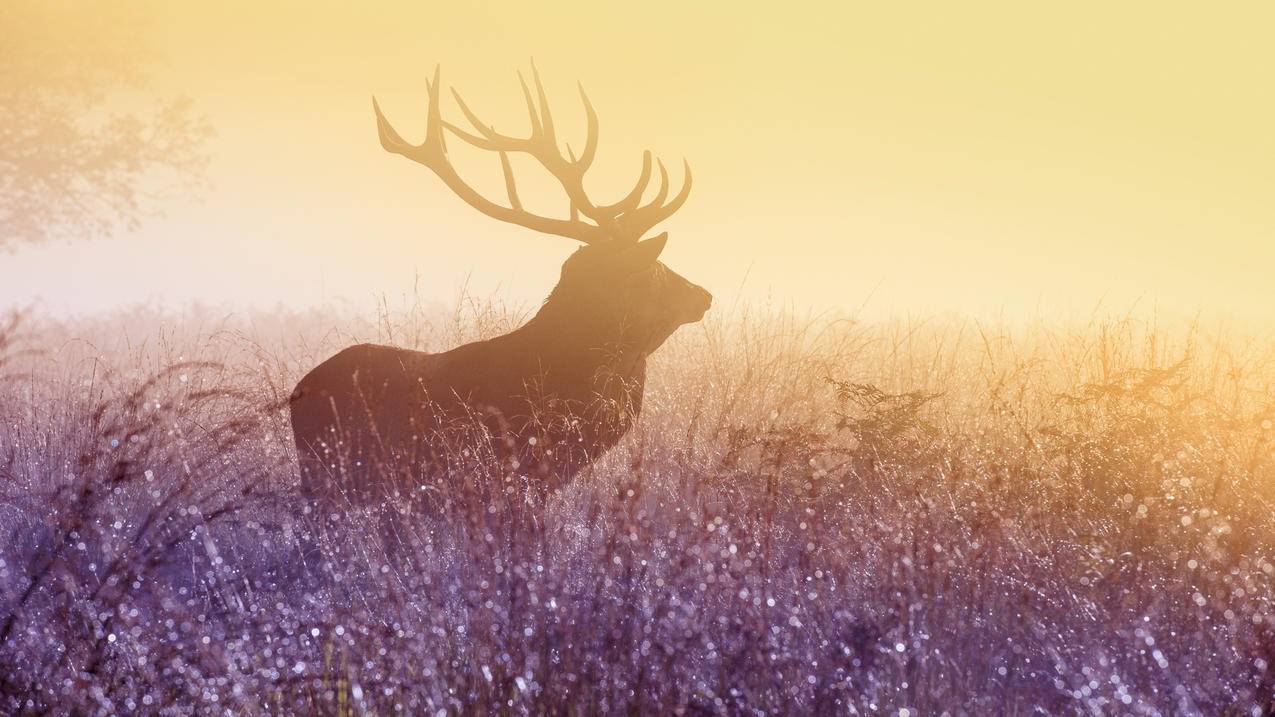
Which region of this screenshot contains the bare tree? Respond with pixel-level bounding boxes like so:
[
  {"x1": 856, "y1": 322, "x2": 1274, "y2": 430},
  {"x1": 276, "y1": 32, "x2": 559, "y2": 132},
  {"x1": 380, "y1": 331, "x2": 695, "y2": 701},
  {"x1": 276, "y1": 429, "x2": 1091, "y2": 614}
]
[{"x1": 0, "y1": 2, "x2": 211, "y2": 250}]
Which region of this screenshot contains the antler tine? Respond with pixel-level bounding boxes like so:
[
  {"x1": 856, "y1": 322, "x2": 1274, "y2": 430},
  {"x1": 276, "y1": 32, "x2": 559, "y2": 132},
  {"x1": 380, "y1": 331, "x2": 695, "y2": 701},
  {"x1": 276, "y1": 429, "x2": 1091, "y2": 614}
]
[
  {"x1": 516, "y1": 71, "x2": 544, "y2": 142},
  {"x1": 599, "y1": 151, "x2": 652, "y2": 218},
  {"x1": 373, "y1": 96, "x2": 410, "y2": 154},
  {"x1": 448, "y1": 88, "x2": 503, "y2": 144},
  {"x1": 424, "y1": 65, "x2": 446, "y2": 154},
  {"x1": 529, "y1": 60, "x2": 556, "y2": 148},
  {"x1": 499, "y1": 151, "x2": 523, "y2": 211},
  {"x1": 575, "y1": 82, "x2": 599, "y2": 171},
  {"x1": 375, "y1": 66, "x2": 446, "y2": 158},
  {"x1": 626, "y1": 158, "x2": 693, "y2": 239},
  {"x1": 648, "y1": 158, "x2": 670, "y2": 211},
  {"x1": 565, "y1": 144, "x2": 581, "y2": 223}
]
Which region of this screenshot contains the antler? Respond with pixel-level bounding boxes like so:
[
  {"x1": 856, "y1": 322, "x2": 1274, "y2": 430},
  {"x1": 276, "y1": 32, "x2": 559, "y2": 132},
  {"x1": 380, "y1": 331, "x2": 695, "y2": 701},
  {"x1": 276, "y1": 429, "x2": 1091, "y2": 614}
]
[{"x1": 373, "y1": 64, "x2": 691, "y2": 245}]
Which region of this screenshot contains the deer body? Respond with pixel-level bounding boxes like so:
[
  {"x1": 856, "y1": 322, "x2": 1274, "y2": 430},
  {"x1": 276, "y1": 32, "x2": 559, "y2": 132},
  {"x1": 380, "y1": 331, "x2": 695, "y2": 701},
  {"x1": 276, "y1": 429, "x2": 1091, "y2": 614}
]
[
  {"x1": 290, "y1": 286, "x2": 679, "y2": 506},
  {"x1": 290, "y1": 65, "x2": 709, "y2": 510},
  {"x1": 293, "y1": 328, "x2": 640, "y2": 502}
]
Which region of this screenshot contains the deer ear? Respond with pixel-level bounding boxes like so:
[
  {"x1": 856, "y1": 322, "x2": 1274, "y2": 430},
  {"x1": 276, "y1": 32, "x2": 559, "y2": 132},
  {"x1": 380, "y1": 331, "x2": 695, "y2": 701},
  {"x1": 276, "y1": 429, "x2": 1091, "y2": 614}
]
[{"x1": 623, "y1": 233, "x2": 668, "y2": 268}]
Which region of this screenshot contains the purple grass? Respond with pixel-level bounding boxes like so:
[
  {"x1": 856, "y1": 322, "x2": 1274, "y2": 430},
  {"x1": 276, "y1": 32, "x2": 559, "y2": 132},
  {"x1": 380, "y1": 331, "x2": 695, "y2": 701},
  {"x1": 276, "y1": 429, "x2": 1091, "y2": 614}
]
[{"x1": 1, "y1": 304, "x2": 1272, "y2": 715}]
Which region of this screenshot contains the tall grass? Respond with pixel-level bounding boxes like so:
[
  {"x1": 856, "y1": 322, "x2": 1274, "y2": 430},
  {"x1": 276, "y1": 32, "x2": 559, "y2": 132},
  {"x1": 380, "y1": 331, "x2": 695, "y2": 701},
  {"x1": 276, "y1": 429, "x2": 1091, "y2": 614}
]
[{"x1": 0, "y1": 302, "x2": 1272, "y2": 714}]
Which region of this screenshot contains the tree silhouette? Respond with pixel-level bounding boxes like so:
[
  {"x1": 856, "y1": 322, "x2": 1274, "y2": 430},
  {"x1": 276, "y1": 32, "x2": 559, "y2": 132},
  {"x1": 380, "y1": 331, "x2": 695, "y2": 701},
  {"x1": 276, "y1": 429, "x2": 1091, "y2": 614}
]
[{"x1": 0, "y1": 2, "x2": 212, "y2": 250}]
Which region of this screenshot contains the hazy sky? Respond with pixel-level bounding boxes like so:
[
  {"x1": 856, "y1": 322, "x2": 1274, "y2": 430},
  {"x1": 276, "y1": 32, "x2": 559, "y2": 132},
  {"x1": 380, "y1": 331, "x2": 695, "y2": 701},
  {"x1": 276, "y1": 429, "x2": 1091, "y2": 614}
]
[{"x1": 4, "y1": 1, "x2": 1273, "y2": 323}]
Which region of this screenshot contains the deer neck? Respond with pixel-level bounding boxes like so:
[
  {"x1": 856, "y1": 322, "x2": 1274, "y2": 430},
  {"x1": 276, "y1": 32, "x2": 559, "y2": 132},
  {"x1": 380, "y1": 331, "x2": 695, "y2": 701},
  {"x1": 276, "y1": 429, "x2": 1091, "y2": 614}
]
[{"x1": 517, "y1": 306, "x2": 648, "y2": 388}]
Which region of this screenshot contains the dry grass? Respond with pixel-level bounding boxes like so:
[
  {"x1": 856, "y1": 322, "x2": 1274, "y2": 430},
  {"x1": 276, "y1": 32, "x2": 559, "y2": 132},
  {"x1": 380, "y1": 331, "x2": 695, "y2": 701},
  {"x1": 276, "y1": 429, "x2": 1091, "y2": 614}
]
[{"x1": 0, "y1": 301, "x2": 1273, "y2": 715}]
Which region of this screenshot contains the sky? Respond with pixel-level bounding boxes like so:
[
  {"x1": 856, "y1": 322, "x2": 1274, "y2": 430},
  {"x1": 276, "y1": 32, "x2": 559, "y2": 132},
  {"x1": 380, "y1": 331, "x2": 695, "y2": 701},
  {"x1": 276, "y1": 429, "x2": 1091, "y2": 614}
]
[{"x1": 3, "y1": 1, "x2": 1273, "y2": 324}]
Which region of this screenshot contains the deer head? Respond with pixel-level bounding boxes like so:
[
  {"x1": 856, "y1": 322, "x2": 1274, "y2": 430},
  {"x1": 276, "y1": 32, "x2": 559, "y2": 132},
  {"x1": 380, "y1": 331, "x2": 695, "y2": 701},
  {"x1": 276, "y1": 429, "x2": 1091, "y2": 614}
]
[{"x1": 372, "y1": 64, "x2": 710, "y2": 361}]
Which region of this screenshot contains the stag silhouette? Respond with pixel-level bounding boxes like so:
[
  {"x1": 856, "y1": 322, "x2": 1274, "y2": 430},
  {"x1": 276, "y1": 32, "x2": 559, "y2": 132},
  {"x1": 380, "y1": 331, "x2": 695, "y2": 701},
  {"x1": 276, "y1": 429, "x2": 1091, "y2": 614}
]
[{"x1": 290, "y1": 66, "x2": 710, "y2": 517}]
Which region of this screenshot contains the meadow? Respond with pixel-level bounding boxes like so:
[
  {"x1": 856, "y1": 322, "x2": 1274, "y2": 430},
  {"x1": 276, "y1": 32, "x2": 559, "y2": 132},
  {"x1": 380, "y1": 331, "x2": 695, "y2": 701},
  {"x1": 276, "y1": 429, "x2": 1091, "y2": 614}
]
[{"x1": 0, "y1": 299, "x2": 1272, "y2": 715}]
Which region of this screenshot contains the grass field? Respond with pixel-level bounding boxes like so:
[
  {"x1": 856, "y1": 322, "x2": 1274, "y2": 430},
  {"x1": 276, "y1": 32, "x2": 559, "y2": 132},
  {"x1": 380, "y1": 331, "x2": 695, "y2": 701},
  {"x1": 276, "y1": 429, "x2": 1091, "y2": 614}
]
[{"x1": 0, "y1": 301, "x2": 1272, "y2": 714}]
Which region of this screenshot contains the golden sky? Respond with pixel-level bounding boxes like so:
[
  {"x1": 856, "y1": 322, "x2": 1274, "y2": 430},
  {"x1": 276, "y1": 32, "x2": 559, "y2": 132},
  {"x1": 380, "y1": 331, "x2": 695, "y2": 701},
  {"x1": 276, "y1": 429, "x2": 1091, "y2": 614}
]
[{"x1": 4, "y1": 1, "x2": 1273, "y2": 323}]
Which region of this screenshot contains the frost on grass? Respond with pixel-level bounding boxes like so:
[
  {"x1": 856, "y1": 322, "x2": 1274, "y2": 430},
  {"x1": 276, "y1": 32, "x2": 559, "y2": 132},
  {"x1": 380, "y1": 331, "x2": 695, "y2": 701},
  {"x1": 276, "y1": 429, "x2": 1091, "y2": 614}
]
[{"x1": 0, "y1": 306, "x2": 1273, "y2": 714}]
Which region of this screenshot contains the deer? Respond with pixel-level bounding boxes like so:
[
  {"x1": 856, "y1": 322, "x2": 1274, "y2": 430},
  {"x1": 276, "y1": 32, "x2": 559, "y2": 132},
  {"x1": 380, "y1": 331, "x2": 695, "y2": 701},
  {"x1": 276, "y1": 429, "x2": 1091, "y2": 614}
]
[{"x1": 289, "y1": 65, "x2": 711, "y2": 527}]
